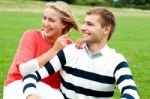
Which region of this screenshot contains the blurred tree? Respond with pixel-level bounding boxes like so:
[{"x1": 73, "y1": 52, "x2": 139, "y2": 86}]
[
  {"x1": 36, "y1": 0, "x2": 150, "y2": 9},
  {"x1": 39, "y1": 0, "x2": 75, "y2": 4},
  {"x1": 130, "y1": 0, "x2": 145, "y2": 5},
  {"x1": 145, "y1": 0, "x2": 150, "y2": 3}
]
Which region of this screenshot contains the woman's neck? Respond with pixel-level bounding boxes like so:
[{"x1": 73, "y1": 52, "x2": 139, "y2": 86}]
[{"x1": 43, "y1": 33, "x2": 56, "y2": 46}]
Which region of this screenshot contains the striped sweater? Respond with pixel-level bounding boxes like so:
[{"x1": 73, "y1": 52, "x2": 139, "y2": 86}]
[{"x1": 23, "y1": 44, "x2": 139, "y2": 99}]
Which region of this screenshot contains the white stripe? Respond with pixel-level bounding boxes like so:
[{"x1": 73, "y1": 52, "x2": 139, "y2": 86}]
[
  {"x1": 38, "y1": 67, "x2": 49, "y2": 79},
  {"x1": 24, "y1": 87, "x2": 38, "y2": 99},
  {"x1": 23, "y1": 76, "x2": 37, "y2": 87},
  {"x1": 118, "y1": 79, "x2": 136, "y2": 91},
  {"x1": 123, "y1": 89, "x2": 139, "y2": 99},
  {"x1": 19, "y1": 59, "x2": 39, "y2": 76},
  {"x1": 61, "y1": 85, "x2": 77, "y2": 99},
  {"x1": 61, "y1": 71, "x2": 114, "y2": 92},
  {"x1": 115, "y1": 68, "x2": 132, "y2": 80},
  {"x1": 50, "y1": 55, "x2": 62, "y2": 72}
]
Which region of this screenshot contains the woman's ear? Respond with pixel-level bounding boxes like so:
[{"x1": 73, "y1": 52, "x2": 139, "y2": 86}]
[{"x1": 62, "y1": 23, "x2": 66, "y2": 29}]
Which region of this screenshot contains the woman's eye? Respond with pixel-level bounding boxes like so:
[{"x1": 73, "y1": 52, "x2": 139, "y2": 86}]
[
  {"x1": 49, "y1": 19, "x2": 56, "y2": 22},
  {"x1": 42, "y1": 16, "x2": 46, "y2": 20}
]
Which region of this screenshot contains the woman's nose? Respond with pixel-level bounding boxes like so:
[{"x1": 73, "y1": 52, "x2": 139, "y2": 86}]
[{"x1": 44, "y1": 19, "x2": 49, "y2": 26}]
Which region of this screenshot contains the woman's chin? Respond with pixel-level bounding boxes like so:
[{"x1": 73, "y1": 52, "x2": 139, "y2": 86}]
[{"x1": 44, "y1": 32, "x2": 53, "y2": 37}]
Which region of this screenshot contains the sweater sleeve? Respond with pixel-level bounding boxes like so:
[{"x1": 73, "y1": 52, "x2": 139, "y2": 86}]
[
  {"x1": 22, "y1": 50, "x2": 67, "y2": 98},
  {"x1": 114, "y1": 61, "x2": 140, "y2": 99}
]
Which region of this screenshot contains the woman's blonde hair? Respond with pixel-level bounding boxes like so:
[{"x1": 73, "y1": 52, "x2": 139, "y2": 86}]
[{"x1": 46, "y1": 1, "x2": 79, "y2": 34}]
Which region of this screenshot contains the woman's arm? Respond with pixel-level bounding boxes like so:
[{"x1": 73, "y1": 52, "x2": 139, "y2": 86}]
[
  {"x1": 37, "y1": 34, "x2": 69, "y2": 66},
  {"x1": 19, "y1": 31, "x2": 69, "y2": 76}
]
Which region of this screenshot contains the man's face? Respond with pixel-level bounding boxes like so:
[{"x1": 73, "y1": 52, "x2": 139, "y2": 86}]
[{"x1": 81, "y1": 14, "x2": 104, "y2": 44}]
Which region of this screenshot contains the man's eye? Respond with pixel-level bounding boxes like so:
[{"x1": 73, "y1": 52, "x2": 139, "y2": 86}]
[{"x1": 87, "y1": 23, "x2": 93, "y2": 26}]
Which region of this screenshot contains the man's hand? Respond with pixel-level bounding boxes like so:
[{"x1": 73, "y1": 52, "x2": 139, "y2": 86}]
[{"x1": 27, "y1": 94, "x2": 40, "y2": 99}]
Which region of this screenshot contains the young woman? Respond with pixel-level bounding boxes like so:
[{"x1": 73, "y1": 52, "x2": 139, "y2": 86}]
[{"x1": 3, "y1": 1, "x2": 79, "y2": 99}]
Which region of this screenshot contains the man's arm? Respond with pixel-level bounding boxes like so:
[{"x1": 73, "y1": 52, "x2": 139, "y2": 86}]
[
  {"x1": 114, "y1": 61, "x2": 140, "y2": 99},
  {"x1": 22, "y1": 50, "x2": 67, "y2": 98}
]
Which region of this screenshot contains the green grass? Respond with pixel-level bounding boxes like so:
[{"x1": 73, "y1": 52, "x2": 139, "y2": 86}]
[
  {"x1": 0, "y1": 0, "x2": 150, "y2": 99},
  {"x1": 0, "y1": 11, "x2": 41, "y2": 97},
  {"x1": 109, "y1": 15, "x2": 150, "y2": 98}
]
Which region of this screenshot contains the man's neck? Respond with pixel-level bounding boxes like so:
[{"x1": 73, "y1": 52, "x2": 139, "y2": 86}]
[{"x1": 87, "y1": 40, "x2": 107, "y2": 54}]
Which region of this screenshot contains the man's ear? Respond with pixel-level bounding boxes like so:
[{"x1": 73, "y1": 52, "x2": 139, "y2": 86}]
[{"x1": 103, "y1": 25, "x2": 111, "y2": 35}]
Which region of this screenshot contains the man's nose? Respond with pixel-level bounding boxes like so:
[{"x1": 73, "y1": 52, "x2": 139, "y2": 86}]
[{"x1": 81, "y1": 24, "x2": 86, "y2": 31}]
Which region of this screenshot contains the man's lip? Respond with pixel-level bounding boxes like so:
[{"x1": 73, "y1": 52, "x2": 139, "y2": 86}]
[{"x1": 83, "y1": 33, "x2": 90, "y2": 35}]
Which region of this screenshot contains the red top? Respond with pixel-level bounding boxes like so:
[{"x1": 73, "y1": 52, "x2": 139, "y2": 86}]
[{"x1": 4, "y1": 30, "x2": 72, "y2": 89}]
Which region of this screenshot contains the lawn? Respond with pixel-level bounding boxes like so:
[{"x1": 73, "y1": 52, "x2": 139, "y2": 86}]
[{"x1": 0, "y1": 0, "x2": 150, "y2": 98}]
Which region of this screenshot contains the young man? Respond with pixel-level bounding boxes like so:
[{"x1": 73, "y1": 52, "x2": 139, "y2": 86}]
[{"x1": 23, "y1": 7, "x2": 139, "y2": 99}]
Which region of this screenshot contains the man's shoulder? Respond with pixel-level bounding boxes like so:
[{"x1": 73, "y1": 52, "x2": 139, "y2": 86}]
[
  {"x1": 64, "y1": 44, "x2": 82, "y2": 56},
  {"x1": 106, "y1": 47, "x2": 127, "y2": 62},
  {"x1": 63, "y1": 44, "x2": 81, "y2": 61},
  {"x1": 65, "y1": 44, "x2": 78, "y2": 51}
]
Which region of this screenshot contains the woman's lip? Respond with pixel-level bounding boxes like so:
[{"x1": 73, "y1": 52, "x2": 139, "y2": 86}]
[
  {"x1": 44, "y1": 29, "x2": 51, "y2": 34},
  {"x1": 44, "y1": 28, "x2": 52, "y2": 32}
]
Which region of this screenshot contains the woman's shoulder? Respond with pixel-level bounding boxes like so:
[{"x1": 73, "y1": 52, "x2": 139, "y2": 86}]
[
  {"x1": 24, "y1": 29, "x2": 41, "y2": 36},
  {"x1": 22, "y1": 29, "x2": 42, "y2": 39}
]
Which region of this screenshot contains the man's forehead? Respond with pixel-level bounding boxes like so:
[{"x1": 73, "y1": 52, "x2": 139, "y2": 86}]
[{"x1": 84, "y1": 14, "x2": 101, "y2": 22}]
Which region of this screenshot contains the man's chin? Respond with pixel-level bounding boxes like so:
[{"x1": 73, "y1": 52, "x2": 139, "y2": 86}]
[{"x1": 82, "y1": 39, "x2": 88, "y2": 44}]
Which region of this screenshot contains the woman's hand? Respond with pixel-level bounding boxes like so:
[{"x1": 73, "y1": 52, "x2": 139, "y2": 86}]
[
  {"x1": 52, "y1": 34, "x2": 69, "y2": 52},
  {"x1": 75, "y1": 39, "x2": 84, "y2": 49}
]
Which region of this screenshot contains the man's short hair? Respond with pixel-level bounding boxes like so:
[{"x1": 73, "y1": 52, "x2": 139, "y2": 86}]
[{"x1": 86, "y1": 7, "x2": 116, "y2": 40}]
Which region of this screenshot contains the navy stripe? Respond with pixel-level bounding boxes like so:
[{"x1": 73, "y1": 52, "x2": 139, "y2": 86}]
[
  {"x1": 60, "y1": 76, "x2": 114, "y2": 97},
  {"x1": 23, "y1": 83, "x2": 36, "y2": 93},
  {"x1": 121, "y1": 85, "x2": 138, "y2": 94},
  {"x1": 60, "y1": 89, "x2": 69, "y2": 99},
  {"x1": 57, "y1": 50, "x2": 66, "y2": 66},
  {"x1": 35, "y1": 71, "x2": 41, "y2": 81},
  {"x1": 114, "y1": 62, "x2": 129, "y2": 75},
  {"x1": 44, "y1": 61, "x2": 55, "y2": 75},
  {"x1": 62, "y1": 66, "x2": 115, "y2": 84},
  {"x1": 121, "y1": 93, "x2": 134, "y2": 99},
  {"x1": 23, "y1": 74, "x2": 37, "y2": 82},
  {"x1": 117, "y1": 75, "x2": 133, "y2": 85}
]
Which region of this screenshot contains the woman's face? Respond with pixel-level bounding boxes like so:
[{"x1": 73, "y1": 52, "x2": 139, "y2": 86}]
[{"x1": 42, "y1": 8, "x2": 66, "y2": 39}]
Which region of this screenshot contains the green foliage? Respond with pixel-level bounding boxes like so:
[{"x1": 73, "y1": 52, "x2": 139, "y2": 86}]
[
  {"x1": 36, "y1": 0, "x2": 76, "y2": 4},
  {"x1": 11, "y1": 0, "x2": 150, "y2": 9},
  {"x1": 74, "y1": 0, "x2": 100, "y2": 6},
  {"x1": 113, "y1": 0, "x2": 150, "y2": 9}
]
